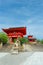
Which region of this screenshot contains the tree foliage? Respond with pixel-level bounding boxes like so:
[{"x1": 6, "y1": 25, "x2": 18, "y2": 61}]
[
  {"x1": 40, "y1": 39, "x2": 43, "y2": 44},
  {"x1": 37, "y1": 39, "x2": 43, "y2": 44},
  {"x1": 18, "y1": 37, "x2": 28, "y2": 46},
  {"x1": 0, "y1": 32, "x2": 8, "y2": 45},
  {"x1": 14, "y1": 39, "x2": 17, "y2": 43}
]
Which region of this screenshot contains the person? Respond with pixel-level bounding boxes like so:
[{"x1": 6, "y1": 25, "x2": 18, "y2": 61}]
[{"x1": 10, "y1": 39, "x2": 20, "y2": 54}]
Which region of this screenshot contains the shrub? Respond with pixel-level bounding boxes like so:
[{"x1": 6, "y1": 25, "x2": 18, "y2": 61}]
[
  {"x1": 14, "y1": 39, "x2": 17, "y2": 43},
  {"x1": 0, "y1": 32, "x2": 8, "y2": 45},
  {"x1": 40, "y1": 39, "x2": 43, "y2": 44},
  {"x1": 37, "y1": 39, "x2": 40, "y2": 43},
  {"x1": 18, "y1": 37, "x2": 28, "y2": 46}
]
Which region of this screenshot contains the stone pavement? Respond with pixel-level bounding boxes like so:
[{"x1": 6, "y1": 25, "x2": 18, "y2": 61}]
[
  {"x1": 0, "y1": 52, "x2": 43, "y2": 65},
  {"x1": 0, "y1": 52, "x2": 33, "y2": 65},
  {"x1": 0, "y1": 53, "x2": 9, "y2": 58},
  {"x1": 21, "y1": 52, "x2": 43, "y2": 65},
  {"x1": 0, "y1": 43, "x2": 43, "y2": 52}
]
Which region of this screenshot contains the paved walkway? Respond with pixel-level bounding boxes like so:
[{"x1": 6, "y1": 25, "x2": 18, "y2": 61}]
[
  {"x1": 0, "y1": 53, "x2": 9, "y2": 58},
  {"x1": 0, "y1": 52, "x2": 33, "y2": 65},
  {"x1": 0, "y1": 52, "x2": 43, "y2": 65},
  {"x1": 21, "y1": 52, "x2": 43, "y2": 65}
]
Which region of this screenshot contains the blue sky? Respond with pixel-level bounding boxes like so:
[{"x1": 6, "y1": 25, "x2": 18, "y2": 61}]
[{"x1": 0, "y1": 0, "x2": 43, "y2": 39}]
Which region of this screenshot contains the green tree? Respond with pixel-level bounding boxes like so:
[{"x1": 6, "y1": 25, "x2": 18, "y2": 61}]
[
  {"x1": 37, "y1": 39, "x2": 40, "y2": 43},
  {"x1": 0, "y1": 32, "x2": 8, "y2": 45},
  {"x1": 19, "y1": 37, "x2": 28, "y2": 46},
  {"x1": 40, "y1": 39, "x2": 43, "y2": 44},
  {"x1": 14, "y1": 39, "x2": 17, "y2": 43}
]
